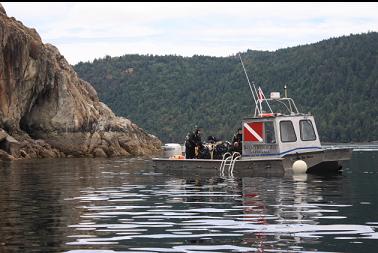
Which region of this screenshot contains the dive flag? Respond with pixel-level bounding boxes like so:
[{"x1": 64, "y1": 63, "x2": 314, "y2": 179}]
[
  {"x1": 243, "y1": 122, "x2": 264, "y2": 142},
  {"x1": 258, "y1": 87, "x2": 265, "y2": 102}
]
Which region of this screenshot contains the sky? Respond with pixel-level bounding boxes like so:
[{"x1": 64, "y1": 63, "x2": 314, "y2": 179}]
[{"x1": 3, "y1": 2, "x2": 378, "y2": 65}]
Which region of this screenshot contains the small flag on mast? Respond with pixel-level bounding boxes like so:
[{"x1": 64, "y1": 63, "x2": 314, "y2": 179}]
[{"x1": 258, "y1": 87, "x2": 265, "y2": 102}]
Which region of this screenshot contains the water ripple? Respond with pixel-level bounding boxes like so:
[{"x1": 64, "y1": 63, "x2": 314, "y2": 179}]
[
  {"x1": 62, "y1": 171, "x2": 377, "y2": 252},
  {"x1": 2, "y1": 156, "x2": 376, "y2": 252}
]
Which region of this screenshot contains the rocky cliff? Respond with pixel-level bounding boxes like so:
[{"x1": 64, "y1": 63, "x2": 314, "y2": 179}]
[{"x1": 0, "y1": 4, "x2": 162, "y2": 161}]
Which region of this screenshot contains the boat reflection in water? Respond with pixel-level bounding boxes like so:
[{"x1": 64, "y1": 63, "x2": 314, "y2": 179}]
[
  {"x1": 152, "y1": 171, "x2": 373, "y2": 253},
  {"x1": 2, "y1": 157, "x2": 376, "y2": 252}
]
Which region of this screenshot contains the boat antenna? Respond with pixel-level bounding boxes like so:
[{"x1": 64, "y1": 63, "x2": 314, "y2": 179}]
[
  {"x1": 238, "y1": 53, "x2": 261, "y2": 115},
  {"x1": 284, "y1": 84, "x2": 288, "y2": 98},
  {"x1": 238, "y1": 53, "x2": 274, "y2": 117}
]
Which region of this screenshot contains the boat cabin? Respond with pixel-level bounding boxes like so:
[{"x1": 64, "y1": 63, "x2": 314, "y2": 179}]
[{"x1": 242, "y1": 95, "x2": 322, "y2": 158}]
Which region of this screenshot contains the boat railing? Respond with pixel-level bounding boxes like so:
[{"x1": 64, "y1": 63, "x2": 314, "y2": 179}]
[{"x1": 255, "y1": 97, "x2": 301, "y2": 117}]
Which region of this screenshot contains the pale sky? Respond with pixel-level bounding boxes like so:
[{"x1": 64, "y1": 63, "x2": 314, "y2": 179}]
[{"x1": 3, "y1": 2, "x2": 378, "y2": 65}]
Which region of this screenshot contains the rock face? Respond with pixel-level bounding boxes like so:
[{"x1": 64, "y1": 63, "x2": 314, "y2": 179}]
[{"x1": 0, "y1": 5, "x2": 162, "y2": 160}]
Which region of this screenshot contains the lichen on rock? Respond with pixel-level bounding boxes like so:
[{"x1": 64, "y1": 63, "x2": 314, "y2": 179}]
[{"x1": 0, "y1": 5, "x2": 162, "y2": 160}]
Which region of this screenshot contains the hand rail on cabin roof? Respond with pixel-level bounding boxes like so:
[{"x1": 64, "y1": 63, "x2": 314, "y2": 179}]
[{"x1": 259, "y1": 97, "x2": 300, "y2": 116}]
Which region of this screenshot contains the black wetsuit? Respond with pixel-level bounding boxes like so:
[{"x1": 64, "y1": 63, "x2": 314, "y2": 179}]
[
  {"x1": 231, "y1": 133, "x2": 242, "y2": 154},
  {"x1": 185, "y1": 131, "x2": 202, "y2": 159}
]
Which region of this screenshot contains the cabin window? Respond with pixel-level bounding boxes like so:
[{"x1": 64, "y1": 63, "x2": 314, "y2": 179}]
[
  {"x1": 264, "y1": 121, "x2": 276, "y2": 143},
  {"x1": 300, "y1": 120, "x2": 316, "y2": 141},
  {"x1": 280, "y1": 121, "x2": 297, "y2": 142}
]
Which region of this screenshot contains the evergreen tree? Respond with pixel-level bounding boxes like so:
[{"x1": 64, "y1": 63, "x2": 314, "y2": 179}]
[{"x1": 74, "y1": 32, "x2": 378, "y2": 143}]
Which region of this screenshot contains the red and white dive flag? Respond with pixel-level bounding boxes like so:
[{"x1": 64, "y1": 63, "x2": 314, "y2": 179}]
[
  {"x1": 243, "y1": 122, "x2": 264, "y2": 142},
  {"x1": 258, "y1": 87, "x2": 266, "y2": 102}
]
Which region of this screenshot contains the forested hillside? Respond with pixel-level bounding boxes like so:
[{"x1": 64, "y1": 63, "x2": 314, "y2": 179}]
[{"x1": 74, "y1": 32, "x2": 378, "y2": 143}]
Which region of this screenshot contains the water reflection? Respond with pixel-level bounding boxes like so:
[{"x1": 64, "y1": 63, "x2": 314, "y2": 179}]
[
  {"x1": 64, "y1": 169, "x2": 374, "y2": 252},
  {"x1": 0, "y1": 153, "x2": 377, "y2": 252}
]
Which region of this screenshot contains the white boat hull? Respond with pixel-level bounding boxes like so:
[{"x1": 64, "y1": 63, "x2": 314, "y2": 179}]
[{"x1": 152, "y1": 148, "x2": 352, "y2": 176}]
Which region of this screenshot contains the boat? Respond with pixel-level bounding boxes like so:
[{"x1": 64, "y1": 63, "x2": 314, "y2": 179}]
[{"x1": 152, "y1": 55, "x2": 352, "y2": 176}]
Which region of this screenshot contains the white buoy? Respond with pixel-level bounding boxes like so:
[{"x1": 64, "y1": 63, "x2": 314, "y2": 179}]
[{"x1": 292, "y1": 160, "x2": 308, "y2": 174}]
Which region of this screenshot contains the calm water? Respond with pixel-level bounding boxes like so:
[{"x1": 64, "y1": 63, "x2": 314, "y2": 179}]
[{"x1": 0, "y1": 150, "x2": 378, "y2": 252}]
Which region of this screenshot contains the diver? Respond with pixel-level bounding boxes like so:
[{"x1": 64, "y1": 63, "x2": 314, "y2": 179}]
[
  {"x1": 231, "y1": 127, "x2": 243, "y2": 154},
  {"x1": 185, "y1": 127, "x2": 203, "y2": 159}
]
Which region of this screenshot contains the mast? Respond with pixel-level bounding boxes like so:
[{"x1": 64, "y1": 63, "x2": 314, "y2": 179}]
[
  {"x1": 238, "y1": 53, "x2": 273, "y2": 117},
  {"x1": 238, "y1": 53, "x2": 260, "y2": 115}
]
